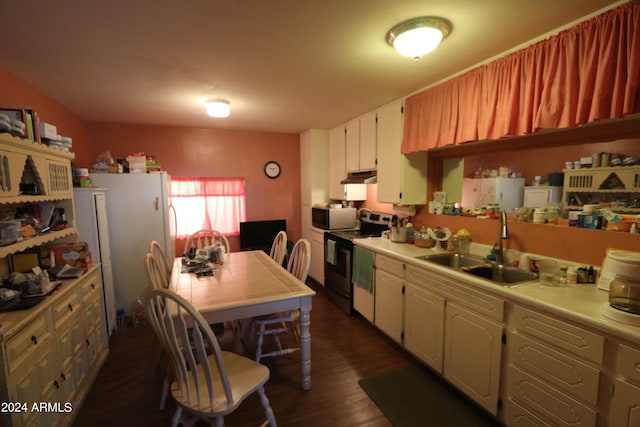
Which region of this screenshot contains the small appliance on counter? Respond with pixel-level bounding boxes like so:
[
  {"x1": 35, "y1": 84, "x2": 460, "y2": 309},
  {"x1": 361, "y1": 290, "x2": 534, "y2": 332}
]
[
  {"x1": 311, "y1": 206, "x2": 357, "y2": 230},
  {"x1": 600, "y1": 249, "x2": 640, "y2": 326}
]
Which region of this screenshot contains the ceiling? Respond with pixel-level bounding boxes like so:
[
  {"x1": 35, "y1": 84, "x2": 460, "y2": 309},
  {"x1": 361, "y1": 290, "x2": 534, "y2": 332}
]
[{"x1": 0, "y1": 0, "x2": 624, "y2": 134}]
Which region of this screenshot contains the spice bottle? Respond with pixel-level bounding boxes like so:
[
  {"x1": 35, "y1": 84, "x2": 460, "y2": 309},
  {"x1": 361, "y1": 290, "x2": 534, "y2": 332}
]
[
  {"x1": 566, "y1": 266, "x2": 578, "y2": 284},
  {"x1": 559, "y1": 264, "x2": 568, "y2": 284}
]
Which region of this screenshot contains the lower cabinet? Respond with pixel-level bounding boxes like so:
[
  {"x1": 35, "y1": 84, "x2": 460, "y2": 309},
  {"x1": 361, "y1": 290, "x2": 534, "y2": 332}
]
[
  {"x1": 504, "y1": 304, "x2": 604, "y2": 427},
  {"x1": 610, "y1": 343, "x2": 640, "y2": 427},
  {"x1": 444, "y1": 301, "x2": 503, "y2": 415},
  {"x1": 404, "y1": 264, "x2": 504, "y2": 416},
  {"x1": 309, "y1": 228, "x2": 325, "y2": 283},
  {"x1": 404, "y1": 282, "x2": 444, "y2": 373},
  {"x1": 0, "y1": 266, "x2": 108, "y2": 426},
  {"x1": 374, "y1": 266, "x2": 404, "y2": 343}
]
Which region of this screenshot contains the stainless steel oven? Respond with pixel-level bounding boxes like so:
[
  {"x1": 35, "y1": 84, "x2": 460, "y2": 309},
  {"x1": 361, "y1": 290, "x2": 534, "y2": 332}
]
[{"x1": 324, "y1": 211, "x2": 393, "y2": 314}]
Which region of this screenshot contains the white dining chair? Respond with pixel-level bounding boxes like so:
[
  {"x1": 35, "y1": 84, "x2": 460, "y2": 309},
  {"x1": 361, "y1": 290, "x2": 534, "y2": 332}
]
[
  {"x1": 269, "y1": 230, "x2": 287, "y2": 266},
  {"x1": 249, "y1": 238, "x2": 310, "y2": 362},
  {"x1": 183, "y1": 229, "x2": 230, "y2": 255},
  {"x1": 145, "y1": 288, "x2": 277, "y2": 427},
  {"x1": 149, "y1": 240, "x2": 172, "y2": 282},
  {"x1": 145, "y1": 252, "x2": 169, "y2": 290}
]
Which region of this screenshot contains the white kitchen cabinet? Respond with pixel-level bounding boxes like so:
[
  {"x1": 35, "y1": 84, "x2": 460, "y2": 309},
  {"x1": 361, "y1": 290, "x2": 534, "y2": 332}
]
[
  {"x1": 610, "y1": 343, "x2": 640, "y2": 427},
  {"x1": 0, "y1": 268, "x2": 108, "y2": 427},
  {"x1": 404, "y1": 264, "x2": 504, "y2": 415},
  {"x1": 300, "y1": 129, "x2": 329, "y2": 284},
  {"x1": 374, "y1": 255, "x2": 404, "y2": 343},
  {"x1": 444, "y1": 301, "x2": 503, "y2": 415},
  {"x1": 462, "y1": 177, "x2": 525, "y2": 213},
  {"x1": 309, "y1": 227, "x2": 325, "y2": 283},
  {"x1": 404, "y1": 282, "x2": 445, "y2": 372},
  {"x1": 328, "y1": 124, "x2": 366, "y2": 201},
  {"x1": 329, "y1": 125, "x2": 346, "y2": 200},
  {"x1": 345, "y1": 118, "x2": 360, "y2": 173},
  {"x1": 610, "y1": 379, "x2": 640, "y2": 427},
  {"x1": 345, "y1": 112, "x2": 376, "y2": 173},
  {"x1": 523, "y1": 185, "x2": 562, "y2": 208},
  {"x1": 376, "y1": 100, "x2": 428, "y2": 205},
  {"x1": 504, "y1": 304, "x2": 603, "y2": 426},
  {"x1": 299, "y1": 129, "x2": 329, "y2": 206}
]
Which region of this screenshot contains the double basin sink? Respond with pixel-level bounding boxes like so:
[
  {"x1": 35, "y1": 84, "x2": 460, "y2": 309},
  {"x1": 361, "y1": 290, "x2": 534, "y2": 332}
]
[{"x1": 415, "y1": 252, "x2": 538, "y2": 286}]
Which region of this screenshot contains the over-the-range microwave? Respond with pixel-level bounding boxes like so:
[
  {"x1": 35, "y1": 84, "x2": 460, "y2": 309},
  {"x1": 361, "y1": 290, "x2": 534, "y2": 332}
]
[{"x1": 311, "y1": 207, "x2": 357, "y2": 230}]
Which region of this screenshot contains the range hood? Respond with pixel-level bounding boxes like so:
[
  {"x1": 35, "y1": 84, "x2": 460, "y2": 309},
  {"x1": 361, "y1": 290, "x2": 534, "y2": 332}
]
[{"x1": 340, "y1": 170, "x2": 377, "y2": 184}]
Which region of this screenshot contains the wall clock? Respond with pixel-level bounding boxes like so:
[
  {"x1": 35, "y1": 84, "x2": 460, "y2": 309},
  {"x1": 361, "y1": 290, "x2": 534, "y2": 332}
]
[{"x1": 264, "y1": 161, "x2": 281, "y2": 179}]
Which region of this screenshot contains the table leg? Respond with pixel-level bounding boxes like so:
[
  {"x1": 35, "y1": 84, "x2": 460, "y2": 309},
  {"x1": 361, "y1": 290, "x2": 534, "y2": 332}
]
[{"x1": 299, "y1": 301, "x2": 312, "y2": 390}]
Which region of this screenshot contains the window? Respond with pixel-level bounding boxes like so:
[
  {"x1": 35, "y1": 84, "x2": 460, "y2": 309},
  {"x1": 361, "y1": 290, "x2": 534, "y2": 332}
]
[{"x1": 170, "y1": 177, "x2": 246, "y2": 238}]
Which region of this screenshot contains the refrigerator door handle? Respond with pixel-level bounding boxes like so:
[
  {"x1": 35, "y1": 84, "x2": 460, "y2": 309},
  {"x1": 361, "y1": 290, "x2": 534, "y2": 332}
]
[{"x1": 155, "y1": 196, "x2": 159, "y2": 211}]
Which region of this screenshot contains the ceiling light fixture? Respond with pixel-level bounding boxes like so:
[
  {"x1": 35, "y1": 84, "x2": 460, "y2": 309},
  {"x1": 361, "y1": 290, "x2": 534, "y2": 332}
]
[
  {"x1": 206, "y1": 99, "x2": 231, "y2": 118},
  {"x1": 386, "y1": 16, "x2": 451, "y2": 61}
]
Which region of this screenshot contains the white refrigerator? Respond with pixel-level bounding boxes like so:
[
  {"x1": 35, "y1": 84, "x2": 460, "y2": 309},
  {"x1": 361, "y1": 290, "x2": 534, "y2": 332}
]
[
  {"x1": 74, "y1": 188, "x2": 117, "y2": 336},
  {"x1": 462, "y1": 177, "x2": 525, "y2": 213},
  {"x1": 89, "y1": 172, "x2": 174, "y2": 316}
]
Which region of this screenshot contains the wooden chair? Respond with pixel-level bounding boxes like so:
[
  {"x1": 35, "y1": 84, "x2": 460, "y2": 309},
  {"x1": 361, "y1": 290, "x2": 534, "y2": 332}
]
[
  {"x1": 145, "y1": 288, "x2": 277, "y2": 427},
  {"x1": 269, "y1": 230, "x2": 287, "y2": 266},
  {"x1": 183, "y1": 229, "x2": 230, "y2": 256},
  {"x1": 145, "y1": 252, "x2": 169, "y2": 290},
  {"x1": 149, "y1": 240, "x2": 172, "y2": 282},
  {"x1": 249, "y1": 238, "x2": 311, "y2": 362}
]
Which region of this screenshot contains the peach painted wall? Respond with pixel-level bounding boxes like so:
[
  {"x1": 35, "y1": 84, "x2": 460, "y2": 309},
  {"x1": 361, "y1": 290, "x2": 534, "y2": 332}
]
[
  {"x1": 86, "y1": 123, "x2": 301, "y2": 254},
  {"x1": 0, "y1": 67, "x2": 91, "y2": 163}
]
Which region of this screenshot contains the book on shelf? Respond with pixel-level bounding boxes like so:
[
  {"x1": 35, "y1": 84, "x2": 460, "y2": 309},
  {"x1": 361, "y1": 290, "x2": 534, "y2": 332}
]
[{"x1": 0, "y1": 106, "x2": 41, "y2": 142}]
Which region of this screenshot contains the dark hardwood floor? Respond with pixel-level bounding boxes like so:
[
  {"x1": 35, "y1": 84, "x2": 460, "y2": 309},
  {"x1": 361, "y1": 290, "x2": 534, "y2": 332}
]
[{"x1": 72, "y1": 282, "x2": 416, "y2": 427}]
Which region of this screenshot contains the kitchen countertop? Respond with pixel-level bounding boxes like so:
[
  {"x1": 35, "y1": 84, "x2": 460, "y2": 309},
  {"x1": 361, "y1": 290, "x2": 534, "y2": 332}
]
[{"x1": 354, "y1": 237, "x2": 640, "y2": 343}]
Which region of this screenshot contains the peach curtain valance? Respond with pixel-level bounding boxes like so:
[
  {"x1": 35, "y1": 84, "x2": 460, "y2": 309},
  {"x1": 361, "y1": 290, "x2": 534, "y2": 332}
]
[{"x1": 402, "y1": 0, "x2": 640, "y2": 153}]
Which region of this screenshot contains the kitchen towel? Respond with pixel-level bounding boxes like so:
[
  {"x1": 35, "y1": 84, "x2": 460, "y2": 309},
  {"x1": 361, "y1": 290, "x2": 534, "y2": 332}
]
[
  {"x1": 352, "y1": 246, "x2": 374, "y2": 293},
  {"x1": 326, "y1": 239, "x2": 337, "y2": 265}
]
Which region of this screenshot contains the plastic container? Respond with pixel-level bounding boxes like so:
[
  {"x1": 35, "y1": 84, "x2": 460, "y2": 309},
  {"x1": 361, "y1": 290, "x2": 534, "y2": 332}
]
[{"x1": 532, "y1": 208, "x2": 546, "y2": 224}]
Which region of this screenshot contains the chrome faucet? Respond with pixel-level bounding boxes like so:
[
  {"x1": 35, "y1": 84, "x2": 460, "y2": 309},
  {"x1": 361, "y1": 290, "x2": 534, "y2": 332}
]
[{"x1": 493, "y1": 210, "x2": 509, "y2": 265}]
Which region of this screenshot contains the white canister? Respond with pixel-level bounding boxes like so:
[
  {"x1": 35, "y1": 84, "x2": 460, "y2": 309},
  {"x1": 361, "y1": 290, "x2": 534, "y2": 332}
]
[{"x1": 533, "y1": 208, "x2": 546, "y2": 224}]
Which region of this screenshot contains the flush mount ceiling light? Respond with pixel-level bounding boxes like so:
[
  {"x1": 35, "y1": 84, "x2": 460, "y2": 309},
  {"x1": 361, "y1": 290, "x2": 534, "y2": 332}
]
[
  {"x1": 206, "y1": 99, "x2": 231, "y2": 118},
  {"x1": 386, "y1": 16, "x2": 451, "y2": 61}
]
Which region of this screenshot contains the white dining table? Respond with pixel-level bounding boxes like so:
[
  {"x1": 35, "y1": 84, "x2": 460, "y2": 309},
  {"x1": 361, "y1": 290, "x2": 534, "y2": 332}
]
[{"x1": 169, "y1": 250, "x2": 316, "y2": 390}]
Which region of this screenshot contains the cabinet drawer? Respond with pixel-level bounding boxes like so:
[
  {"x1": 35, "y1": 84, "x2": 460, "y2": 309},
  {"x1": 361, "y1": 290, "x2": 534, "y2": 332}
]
[
  {"x1": 511, "y1": 305, "x2": 604, "y2": 364},
  {"x1": 5, "y1": 314, "x2": 51, "y2": 374},
  {"x1": 617, "y1": 344, "x2": 640, "y2": 385},
  {"x1": 506, "y1": 364, "x2": 596, "y2": 427},
  {"x1": 406, "y1": 266, "x2": 504, "y2": 322},
  {"x1": 79, "y1": 271, "x2": 100, "y2": 303},
  {"x1": 51, "y1": 289, "x2": 81, "y2": 328},
  {"x1": 376, "y1": 255, "x2": 404, "y2": 277},
  {"x1": 508, "y1": 332, "x2": 600, "y2": 405},
  {"x1": 502, "y1": 397, "x2": 553, "y2": 426}
]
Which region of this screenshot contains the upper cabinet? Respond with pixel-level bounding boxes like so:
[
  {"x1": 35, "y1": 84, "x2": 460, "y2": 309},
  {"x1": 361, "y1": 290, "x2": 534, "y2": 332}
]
[
  {"x1": 329, "y1": 125, "x2": 347, "y2": 200},
  {"x1": 329, "y1": 125, "x2": 366, "y2": 201},
  {"x1": 299, "y1": 129, "x2": 329, "y2": 206},
  {"x1": 376, "y1": 100, "x2": 428, "y2": 205},
  {"x1": 346, "y1": 112, "x2": 376, "y2": 173},
  {"x1": 0, "y1": 133, "x2": 76, "y2": 258}
]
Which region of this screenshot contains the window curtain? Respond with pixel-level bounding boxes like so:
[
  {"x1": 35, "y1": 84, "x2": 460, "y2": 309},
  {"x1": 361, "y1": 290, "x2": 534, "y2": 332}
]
[
  {"x1": 402, "y1": 0, "x2": 640, "y2": 153},
  {"x1": 170, "y1": 177, "x2": 246, "y2": 237}
]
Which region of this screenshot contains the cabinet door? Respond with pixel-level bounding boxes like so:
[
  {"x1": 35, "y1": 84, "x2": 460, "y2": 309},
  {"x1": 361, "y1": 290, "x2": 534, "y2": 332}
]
[
  {"x1": 444, "y1": 301, "x2": 502, "y2": 415},
  {"x1": 376, "y1": 100, "x2": 403, "y2": 203},
  {"x1": 329, "y1": 125, "x2": 346, "y2": 200},
  {"x1": 345, "y1": 119, "x2": 360, "y2": 173},
  {"x1": 376, "y1": 100, "x2": 427, "y2": 204},
  {"x1": 374, "y1": 269, "x2": 404, "y2": 343},
  {"x1": 405, "y1": 282, "x2": 444, "y2": 373},
  {"x1": 610, "y1": 379, "x2": 640, "y2": 427},
  {"x1": 359, "y1": 111, "x2": 377, "y2": 171},
  {"x1": 309, "y1": 228, "x2": 324, "y2": 283}
]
